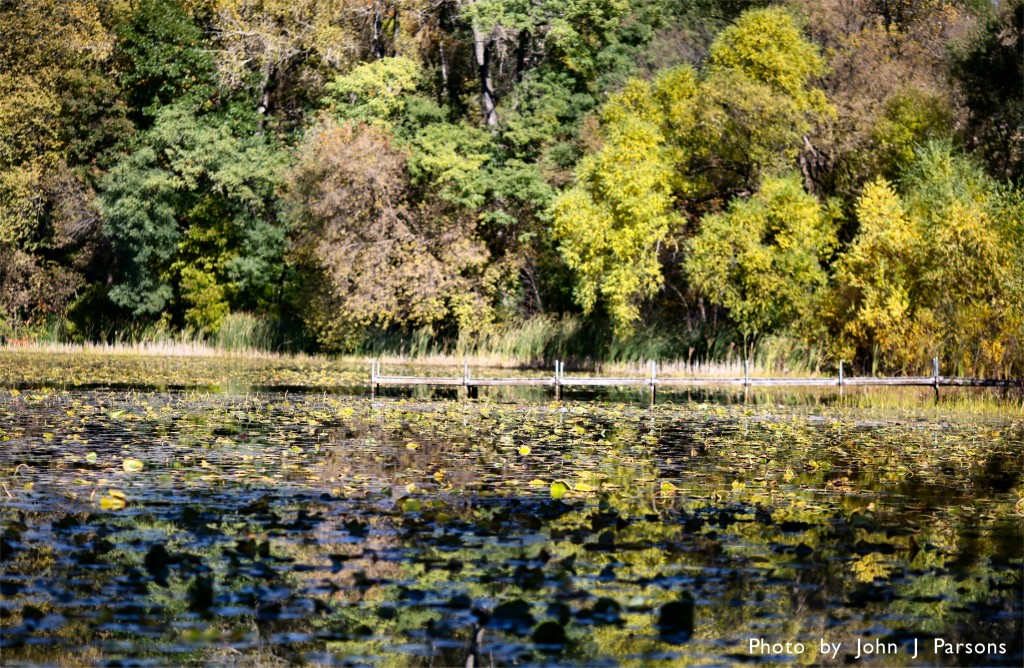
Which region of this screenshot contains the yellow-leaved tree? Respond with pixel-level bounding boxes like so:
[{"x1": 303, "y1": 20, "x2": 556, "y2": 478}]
[
  {"x1": 551, "y1": 6, "x2": 832, "y2": 339},
  {"x1": 826, "y1": 141, "x2": 1024, "y2": 376},
  {"x1": 685, "y1": 174, "x2": 838, "y2": 347},
  {"x1": 551, "y1": 75, "x2": 693, "y2": 338}
]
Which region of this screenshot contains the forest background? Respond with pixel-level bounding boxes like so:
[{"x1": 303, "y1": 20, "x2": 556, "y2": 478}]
[{"x1": 1, "y1": 0, "x2": 1021, "y2": 376}]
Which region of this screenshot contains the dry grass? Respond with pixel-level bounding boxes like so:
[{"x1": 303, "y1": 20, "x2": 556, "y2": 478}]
[
  {"x1": 3, "y1": 339, "x2": 280, "y2": 359},
  {"x1": 1, "y1": 340, "x2": 822, "y2": 378}
]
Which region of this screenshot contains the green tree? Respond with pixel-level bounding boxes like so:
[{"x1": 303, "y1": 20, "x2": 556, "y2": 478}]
[
  {"x1": 323, "y1": 57, "x2": 423, "y2": 130},
  {"x1": 705, "y1": 5, "x2": 827, "y2": 112},
  {"x1": 456, "y1": 0, "x2": 668, "y2": 127},
  {"x1": 953, "y1": 0, "x2": 1023, "y2": 183},
  {"x1": 825, "y1": 178, "x2": 926, "y2": 368},
  {"x1": 685, "y1": 174, "x2": 837, "y2": 343},
  {"x1": 551, "y1": 7, "x2": 830, "y2": 338},
  {"x1": 99, "y1": 103, "x2": 286, "y2": 333},
  {"x1": 114, "y1": 0, "x2": 217, "y2": 126},
  {"x1": 689, "y1": 5, "x2": 831, "y2": 197}
]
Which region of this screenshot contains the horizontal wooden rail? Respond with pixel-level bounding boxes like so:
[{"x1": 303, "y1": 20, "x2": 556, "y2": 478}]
[
  {"x1": 843, "y1": 376, "x2": 935, "y2": 386},
  {"x1": 367, "y1": 358, "x2": 1015, "y2": 401},
  {"x1": 559, "y1": 377, "x2": 649, "y2": 387},
  {"x1": 373, "y1": 376, "x2": 466, "y2": 386}
]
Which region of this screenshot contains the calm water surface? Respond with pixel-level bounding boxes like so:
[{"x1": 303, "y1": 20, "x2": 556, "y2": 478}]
[{"x1": 0, "y1": 356, "x2": 1021, "y2": 666}]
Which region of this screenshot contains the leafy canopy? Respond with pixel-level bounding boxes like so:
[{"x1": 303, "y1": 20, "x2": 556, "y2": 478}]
[
  {"x1": 827, "y1": 142, "x2": 1024, "y2": 375},
  {"x1": 100, "y1": 103, "x2": 285, "y2": 331},
  {"x1": 552, "y1": 74, "x2": 693, "y2": 337},
  {"x1": 685, "y1": 173, "x2": 837, "y2": 340}
]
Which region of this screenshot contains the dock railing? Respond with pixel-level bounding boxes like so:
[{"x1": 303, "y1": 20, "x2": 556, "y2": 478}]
[{"x1": 369, "y1": 357, "x2": 1015, "y2": 401}]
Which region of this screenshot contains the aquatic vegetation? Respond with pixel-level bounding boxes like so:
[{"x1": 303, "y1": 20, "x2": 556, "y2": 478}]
[{"x1": 0, "y1": 377, "x2": 1021, "y2": 665}]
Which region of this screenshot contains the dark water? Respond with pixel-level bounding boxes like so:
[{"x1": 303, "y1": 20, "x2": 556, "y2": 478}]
[{"x1": 1, "y1": 387, "x2": 1021, "y2": 666}]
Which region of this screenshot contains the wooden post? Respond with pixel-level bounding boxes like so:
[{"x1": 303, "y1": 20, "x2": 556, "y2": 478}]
[
  {"x1": 743, "y1": 358, "x2": 750, "y2": 403},
  {"x1": 839, "y1": 360, "x2": 844, "y2": 398},
  {"x1": 467, "y1": 364, "x2": 478, "y2": 399},
  {"x1": 933, "y1": 357, "x2": 940, "y2": 399},
  {"x1": 370, "y1": 361, "x2": 376, "y2": 399},
  {"x1": 463, "y1": 361, "x2": 469, "y2": 400},
  {"x1": 649, "y1": 360, "x2": 656, "y2": 406},
  {"x1": 554, "y1": 360, "x2": 561, "y2": 401}
]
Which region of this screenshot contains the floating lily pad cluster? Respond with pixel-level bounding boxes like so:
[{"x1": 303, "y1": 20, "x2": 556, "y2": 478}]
[{"x1": 0, "y1": 381, "x2": 1021, "y2": 666}]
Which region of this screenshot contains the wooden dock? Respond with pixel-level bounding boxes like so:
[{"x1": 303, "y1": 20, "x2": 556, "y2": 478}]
[{"x1": 369, "y1": 359, "x2": 1014, "y2": 402}]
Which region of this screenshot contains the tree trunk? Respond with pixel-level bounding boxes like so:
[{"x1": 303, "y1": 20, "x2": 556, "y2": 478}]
[
  {"x1": 515, "y1": 29, "x2": 529, "y2": 82},
  {"x1": 392, "y1": 7, "x2": 400, "y2": 54},
  {"x1": 439, "y1": 41, "x2": 449, "y2": 94},
  {"x1": 256, "y1": 65, "x2": 272, "y2": 132},
  {"x1": 471, "y1": 20, "x2": 498, "y2": 127},
  {"x1": 372, "y1": 4, "x2": 385, "y2": 59},
  {"x1": 798, "y1": 135, "x2": 829, "y2": 194}
]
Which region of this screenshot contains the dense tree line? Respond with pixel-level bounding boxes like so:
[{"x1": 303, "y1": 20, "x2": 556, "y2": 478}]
[{"x1": 1, "y1": 0, "x2": 1021, "y2": 375}]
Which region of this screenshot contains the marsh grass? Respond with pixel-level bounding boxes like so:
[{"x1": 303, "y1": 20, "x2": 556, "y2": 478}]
[
  {"x1": 834, "y1": 386, "x2": 1024, "y2": 416},
  {"x1": 352, "y1": 316, "x2": 826, "y2": 377},
  {"x1": 0, "y1": 339, "x2": 978, "y2": 385},
  {"x1": 213, "y1": 313, "x2": 277, "y2": 352},
  {"x1": 8, "y1": 338, "x2": 280, "y2": 359},
  {"x1": 6, "y1": 313, "x2": 287, "y2": 358},
  {"x1": 1, "y1": 315, "x2": 1011, "y2": 387}
]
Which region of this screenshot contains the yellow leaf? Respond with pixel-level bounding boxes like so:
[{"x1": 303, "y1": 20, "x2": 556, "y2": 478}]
[
  {"x1": 518, "y1": 445, "x2": 531, "y2": 456},
  {"x1": 100, "y1": 495, "x2": 126, "y2": 511},
  {"x1": 123, "y1": 458, "x2": 144, "y2": 473}
]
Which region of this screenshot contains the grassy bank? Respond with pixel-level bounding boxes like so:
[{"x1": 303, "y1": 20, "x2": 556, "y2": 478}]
[
  {"x1": 2, "y1": 312, "x2": 960, "y2": 379},
  {"x1": 0, "y1": 339, "x2": 800, "y2": 378},
  {"x1": 3, "y1": 347, "x2": 1020, "y2": 412},
  {"x1": 3, "y1": 317, "x2": 823, "y2": 379}
]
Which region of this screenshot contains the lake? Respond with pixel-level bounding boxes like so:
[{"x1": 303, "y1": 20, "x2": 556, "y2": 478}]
[{"x1": 1, "y1": 352, "x2": 1021, "y2": 666}]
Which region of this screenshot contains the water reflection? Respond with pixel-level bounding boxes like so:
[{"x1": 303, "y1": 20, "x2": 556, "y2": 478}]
[{"x1": 0, "y1": 390, "x2": 1021, "y2": 666}]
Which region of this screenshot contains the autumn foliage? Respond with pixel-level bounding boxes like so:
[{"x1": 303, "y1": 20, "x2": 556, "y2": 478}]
[{"x1": 0, "y1": 0, "x2": 1020, "y2": 375}]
